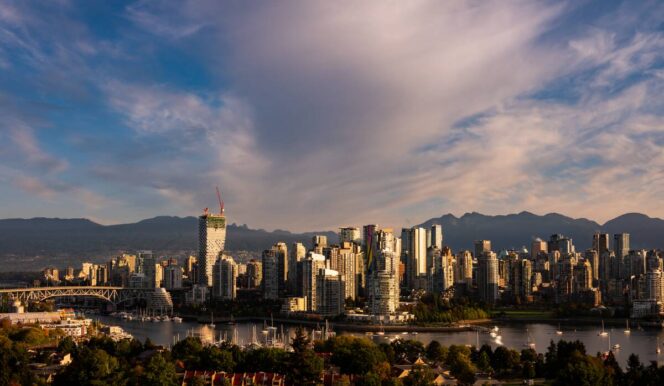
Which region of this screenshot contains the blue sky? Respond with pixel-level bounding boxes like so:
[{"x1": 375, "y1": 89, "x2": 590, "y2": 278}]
[{"x1": 0, "y1": 0, "x2": 662, "y2": 231}]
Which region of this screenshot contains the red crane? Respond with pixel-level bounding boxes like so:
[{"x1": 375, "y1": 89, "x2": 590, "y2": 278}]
[{"x1": 216, "y1": 186, "x2": 224, "y2": 215}]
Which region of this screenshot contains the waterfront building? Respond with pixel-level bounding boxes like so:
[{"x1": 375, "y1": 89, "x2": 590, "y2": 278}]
[
  {"x1": 477, "y1": 251, "x2": 499, "y2": 304},
  {"x1": 198, "y1": 209, "x2": 227, "y2": 287},
  {"x1": 337, "y1": 242, "x2": 358, "y2": 300},
  {"x1": 262, "y1": 249, "x2": 279, "y2": 300},
  {"x1": 339, "y1": 227, "x2": 361, "y2": 244},
  {"x1": 302, "y1": 252, "x2": 327, "y2": 311},
  {"x1": 614, "y1": 233, "x2": 630, "y2": 260},
  {"x1": 213, "y1": 255, "x2": 237, "y2": 300},
  {"x1": 316, "y1": 269, "x2": 345, "y2": 316},
  {"x1": 646, "y1": 269, "x2": 664, "y2": 302}
]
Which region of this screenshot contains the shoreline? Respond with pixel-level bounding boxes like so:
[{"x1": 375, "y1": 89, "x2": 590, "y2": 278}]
[{"x1": 175, "y1": 313, "x2": 663, "y2": 331}]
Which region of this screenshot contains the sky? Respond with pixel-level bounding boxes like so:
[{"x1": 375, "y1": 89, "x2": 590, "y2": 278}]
[{"x1": 0, "y1": 0, "x2": 662, "y2": 231}]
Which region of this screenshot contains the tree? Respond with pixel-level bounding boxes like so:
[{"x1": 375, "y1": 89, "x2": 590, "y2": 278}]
[
  {"x1": 288, "y1": 329, "x2": 323, "y2": 386},
  {"x1": 425, "y1": 340, "x2": 447, "y2": 363},
  {"x1": 403, "y1": 364, "x2": 435, "y2": 386},
  {"x1": 201, "y1": 346, "x2": 235, "y2": 372},
  {"x1": 140, "y1": 353, "x2": 178, "y2": 386},
  {"x1": 327, "y1": 336, "x2": 387, "y2": 375},
  {"x1": 554, "y1": 352, "x2": 606, "y2": 386},
  {"x1": 171, "y1": 337, "x2": 203, "y2": 369},
  {"x1": 625, "y1": 354, "x2": 644, "y2": 386},
  {"x1": 57, "y1": 336, "x2": 77, "y2": 355},
  {"x1": 477, "y1": 351, "x2": 492, "y2": 374}
]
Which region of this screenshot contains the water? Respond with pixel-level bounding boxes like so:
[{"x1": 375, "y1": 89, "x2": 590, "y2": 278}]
[{"x1": 95, "y1": 316, "x2": 664, "y2": 367}]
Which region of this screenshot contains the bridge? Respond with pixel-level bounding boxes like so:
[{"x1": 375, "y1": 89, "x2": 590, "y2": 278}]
[{"x1": 0, "y1": 286, "x2": 153, "y2": 307}]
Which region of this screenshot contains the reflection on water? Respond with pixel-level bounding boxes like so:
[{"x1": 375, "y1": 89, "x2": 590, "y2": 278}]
[{"x1": 95, "y1": 316, "x2": 664, "y2": 366}]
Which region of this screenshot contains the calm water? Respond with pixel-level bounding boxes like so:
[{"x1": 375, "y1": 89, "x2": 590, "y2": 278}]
[{"x1": 95, "y1": 316, "x2": 664, "y2": 367}]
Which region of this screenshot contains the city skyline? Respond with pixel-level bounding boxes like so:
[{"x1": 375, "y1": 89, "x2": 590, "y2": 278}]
[{"x1": 0, "y1": 1, "x2": 662, "y2": 232}]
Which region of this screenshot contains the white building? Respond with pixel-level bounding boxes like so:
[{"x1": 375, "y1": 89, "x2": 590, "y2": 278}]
[
  {"x1": 316, "y1": 269, "x2": 345, "y2": 317},
  {"x1": 213, "y1": 255, "x2": 238, "y2": 300},
  {"x1": 302, "y1": 252, "x2": 327, "y2": 311},
  {"x1": 198, "y1": 211, "x2": 227, "y2": 286}
]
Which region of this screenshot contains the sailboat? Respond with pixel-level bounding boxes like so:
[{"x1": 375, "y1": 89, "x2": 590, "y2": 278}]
[
  {"x1": 556, "y1": 323, "x2": 563, "y2": 335},
  {"x1": 657, "y1": 337, "x2": 661, "y2": 354},
  {"x1": 226, "y1": 314, "x2": 235, "y2": 325},
  {"x1": 624, "y1": 319, "x2": 631, "y2": 335},
  {"x1": 208, "y1": 312, "x2": 215, "y2": 328},
  {"x1": 598, "y1": 320, "x2": 608, "y2": 337},
  {"x1": 523, "y1": 328, "x2": 536, "y2": 349}
]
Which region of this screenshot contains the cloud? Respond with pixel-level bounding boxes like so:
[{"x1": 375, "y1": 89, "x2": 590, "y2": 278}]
[{"x1": 0, "y1": 1, "x2": 662, "y2": 232}]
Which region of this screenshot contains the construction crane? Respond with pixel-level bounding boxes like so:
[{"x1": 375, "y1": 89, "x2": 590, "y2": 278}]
[{"x1": 216, "y1": 186, "x2": 224, "y2": 215}]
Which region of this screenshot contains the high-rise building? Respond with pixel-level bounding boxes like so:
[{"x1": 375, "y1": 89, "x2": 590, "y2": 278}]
[
  {"x1": 213, "y1": 255, "x2": 237, "y2": 300},
  {"x1": 531, "y1": 238, "x2": 547, "y2": 259},
  {"x1": 246, "y1": 259, "x2": 262, "y2": 289},
  {"x1": 316, "y1": 269, "x2": 345, "y2": 316},
  {"x1": 312, "y1": 235, "x2": 328, "y2": 249},
  {"x1": 288, "y1": 242, "x2": 306, "y2": 294},
  {"x1": 408, "y1": 227, "x2": 428, "y2": 289},
  {"x1": 163, "y1": 265, "x2": 183, "y2": 289},
  {"x1": 302, "y1": 253, "x2": 327, "y2": 311},
  {"x1": 262, "y1": 249, "x2": 279, "y2": 300},
  {"x1": 429, "y1": 224, "x2": 443, "y2": 249},
  {"x1": 474, "y1": 240, "x2": 491, "y2": 260},
  {"x1": 646, "y1": 269, "x2": 663, "y2": 301},
  {"x1": 614, "y1": 233, "x2": 630, "y2": 260},
  {"x1": 593, "y1": 233, "x2": 610, "y2": 257},
  {"x1": 273, "y1": 242, "x2": 288, "y2": 294},
  {"x1": 336, "y1": 242, "x2": 358, "y2": 300},
  {"x1": 477, "y1": 251, "x2": 499, "y2": 304},
  {"x1": 198, "y1": 210, "x2": 227, "y2": 287},
  {"x1": 455, "y1": 250, "x2": 473, "y2": 289},
  {"x1": 584, "y1": 249, "x2": 599, "y2": 285},
  {"x1": 339, "y1": 227, "x2": 361, "y2": 244}
]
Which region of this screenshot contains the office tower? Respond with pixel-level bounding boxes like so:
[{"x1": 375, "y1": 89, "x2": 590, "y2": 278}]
[
  {"x1": 272, "y1": 242, "x2": 288, "y2": 294},
  {"x1": 474, "y1": 240, "x2": 491, "y2": 260},
  {"x1": 429, "y1": 224, "x2": 443, "y2": 249},
  {"x1": 477, "y1": 251, "x2": 499, "y2": 304},
  {"x1": 262, "y1": 249, "x2": 279, "y2": 300},
  {"x1": 288, "y1": 242, "x2": 306, "y2": 294},
  {"x1": 96, "y1": 265, "x2": 108, "y2": 286},
  {"x1": 593, "y1": 233, "x2": 610, "y2": 257},
  {"x1": 213, "y1": 255, "x2": 237, "y2": 300},
  {"x1": 139, "y1": 252, "x2": 159, "y2": 288},
  {"x1": 455, "y1": 250, "x2": 473, "y2": 289},
  {"x1": 408, "y1": 227, "x2": 428, "y2": 289},
  {"x1": 163, "y1": 265, "x2": 183, "y2": 289},
  {"x1": 614, "y1": 233, "x2": 630, "y2": 260},
  {"x1": 531, "y1": 238, "x2": 547, "y2": 259},
  {"x1": 339, "y1": 227, "x2": 361, "y2": 244},
  {"x1": 646, "y1": 269, "x2": 664, "y2": 301},
  {"x1": 627, "y1": 250, "x2": 646, "y2": 277},
  {"x1": 646, "y1": 251, "x2": 662, "y2": 272},
  {"x1": 312, "y1": 235, "x2": 328, "y2": 249},
  {"x1": 246, "y1": 259, "x2": 262, "y2": 289},
  {"x1": 198, "y1": 209, "x2": 227, "y2": 287},
  {"x1": 599, "y1": 251, "x2": 615, "y2": 289},
  {"x1": 367, "y1": 248, "x2": 399, "y2": 315},
  {"x1": 302, "y1": 252, "x2": 327, "y2": 311},
  {"x1": 510, "y1": 258, "x2": 532, "y2": 300},
  {"x1": 316, "y1": 269, "x2": 345, "y2": 316},
  {"x1": 431, "y1": 247, "x2": 454, "y2": 293}
]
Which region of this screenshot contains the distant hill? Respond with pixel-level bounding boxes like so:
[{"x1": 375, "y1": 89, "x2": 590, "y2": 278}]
[
  {"x1": 0, "y1": 212, "x2": 662, "y2": 271},
  {"x1": 0, "y1": 216, "x2": 337, "y2": 261},
  {"x1": 417, "y1": 211, "x2": 664, "y2": 251}
]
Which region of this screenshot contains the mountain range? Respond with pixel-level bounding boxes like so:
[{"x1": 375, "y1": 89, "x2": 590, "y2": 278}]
[{"x1": 0, "y1": 212, "x2": 662, "y2": 271}]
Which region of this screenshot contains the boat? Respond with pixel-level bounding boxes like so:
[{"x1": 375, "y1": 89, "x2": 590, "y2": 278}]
[
  {"x1": 208, "y1": 312, "x2": 215, "y2": 328},
  {"x1": 624, "y1": 319, "x2": 631, "y2": 335},
  {"x1": 523, "y1": 328, "x2": 536, "y2": 349},
  {"x1": 492, "y1": 326, "x2": 499, "y2": 332},
  {"x1": 657, "y1": 337, "x2": 662, "y2": 354},
  {"x1": 598, "y1": 320, "x2": 608, "y2": 337},
  {"x1": 227, "y1": 314, "x2": 236, "y2": 325},
  {"x1": 556, "y1": 323, "x2": 563, "y2": 335},
  {"x1": 613, "y1": 344, "x2": 621, "y2": 350},
  {"x1": 490, "y1": 332, "x2": 497, "y2": 338},
  {"x1": 172, "y1": 316, "x2": 183, "y2": 323}
]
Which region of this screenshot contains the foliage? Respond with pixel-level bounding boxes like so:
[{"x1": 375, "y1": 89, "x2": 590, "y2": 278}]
[{"x1": 413, "y1": 294, "x2": 489, "y2": 323}]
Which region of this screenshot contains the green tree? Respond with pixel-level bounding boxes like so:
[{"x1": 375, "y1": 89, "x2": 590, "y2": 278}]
[
  {"x1": 171, "y1": 337, "x2": 204, "y2": 369},
  {"x1": 477, "y1": 351, "x2": 492, "y2": 374},
  {"x1": 288, "y1": 328, "x2": 323, "y2": 385},
  {"x1": 140, "y1": 353, "x2": 178, "y2": 386},
  {"x1": 201, "y1": 346, "x2": 235, "y2": 372},
  {"x1": 57, "y1": 336, "x2": 77, "y2": 355},
  {"x1": 625, "y1": 354, "x2": 644, "y2": 386},
  {"x1": 425, "y1": 340, "x2": 447, "y2": 363},
  {"x1": 403, "y1": 364, "x2": 435, "y2": 386},
  {"x1": 554, "y1": 352, "x2": 606, "y2": 386},
  {"x1": 327, "y1": 336, "x2": 387, "y2": 375}
]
